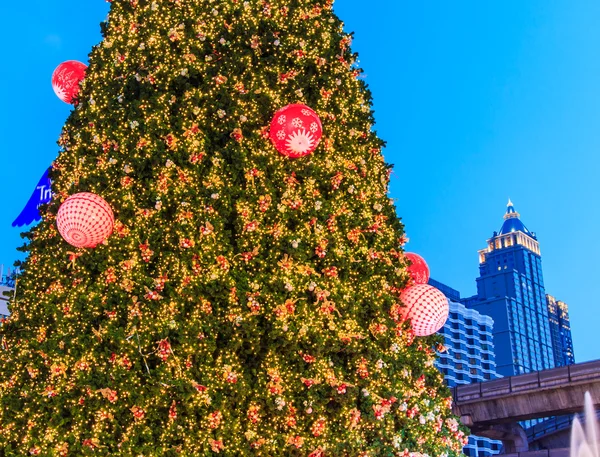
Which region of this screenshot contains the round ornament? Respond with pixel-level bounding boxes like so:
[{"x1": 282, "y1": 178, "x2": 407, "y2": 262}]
[
  {"x1": 56, "y1": 193, "x2": 114, "y2": 248},
  {"x1": 52, "y1": 60, "x2": 87, "y2": 104},
  {"x1": 404, "y1": 252, "x2": 430, "y2": 285},
  {"x1": 269, "y1": 104, "x2": 322, "y2": 158},
  {"x1": 399, "y1": 284, "x2": 449, "y2": 336}
]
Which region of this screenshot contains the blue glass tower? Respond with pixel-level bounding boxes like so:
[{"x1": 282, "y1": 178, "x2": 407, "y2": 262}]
[
  {"x1": 431, "y1": 278, "x2": 503, "y2": 457},
  {"x1": 0, "y1": 288, "x2": 9, "y2": 320},
  {"x1": 0, "y1": 265, "x2": 15, "y2": 320},
  {"x1": 469, "y1": 200, "x2": 555, "y2": 377},
  {"x1": 546, "y1": 294, "x2": 575, "y2": 367}
]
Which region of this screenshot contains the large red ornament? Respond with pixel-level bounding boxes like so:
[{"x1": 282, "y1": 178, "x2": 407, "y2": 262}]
[
  {"x1": 56, "y1": 193, "x2": 114, "y2": 248},
  {"x1": 399, "y1": 284, "x2": 449, "y2": 336},
  {"x1": 269, "y1": 104, "x2": 322, "y2": 158},
  {"x1": 404, "y1": 252, "x2": 430, "y2": 285},
  {"x1": 52, "y1": 60, "x2": 87, "y2": 104}
]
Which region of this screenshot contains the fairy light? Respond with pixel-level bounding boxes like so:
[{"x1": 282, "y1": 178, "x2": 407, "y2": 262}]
[{"x1": 0, "y1": 0, "x2": 468, "y2": 455}]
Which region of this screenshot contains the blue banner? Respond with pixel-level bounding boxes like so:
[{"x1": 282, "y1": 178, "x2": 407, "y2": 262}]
[{"x1": 12, "y1": 168, "x2": 53, "y2": 227}]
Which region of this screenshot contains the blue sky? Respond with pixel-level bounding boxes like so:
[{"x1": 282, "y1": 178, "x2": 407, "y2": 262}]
[{"x1": 1, "y1": 1, "x2": 598, "y2": 363}]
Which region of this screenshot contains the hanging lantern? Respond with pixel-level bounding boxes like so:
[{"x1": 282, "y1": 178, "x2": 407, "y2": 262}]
[
  {"x1": 56, "y1": 193, "x2": 114, "y2": 248},
  {"x1": 269, "y1": 104, "x2": 322, "y2": 158},
  {"x1": 404, "y1": 252, "x2": 430, "y2": 285},
  {"x1": 399, "y1": 284, "x2": 449, "y2": 336},
  {"x1": 52, "y1": 60, "x2": 87, "y2": 104}
]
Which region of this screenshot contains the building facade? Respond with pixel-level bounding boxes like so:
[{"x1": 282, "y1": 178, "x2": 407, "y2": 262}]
[
  {"x1": 0, "y1": 286, "x2": 10, "y2": 319},
  {"x1": 431, "y1": 278, "x2": 503, "y2": 457},
  {"x1": 0, "y1": 265, "x2": 15, "y2": 319},
  {"x1": 469, "y1": 200, "x2": 555, "y2": 377},
  {"x1": 546, "y1": 295, "x2": 575, "y2": 367}
]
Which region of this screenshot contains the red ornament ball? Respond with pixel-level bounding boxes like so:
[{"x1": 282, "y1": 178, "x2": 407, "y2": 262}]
[
  {"x1": 52, "y1": 60, "x2": 87, "y2": 104},
  {"x1": 269, "y1": 104, "x2": 322, "y2": 158},
  {"x1": 404, "y1": 252, "x2": 430, "y2": 285},
  {"x1": 56, "y1": 193, "x2": 114, "y2": 248},
  {"x1": 399, "y1": 284, "x2": 449, "y2": 336}
]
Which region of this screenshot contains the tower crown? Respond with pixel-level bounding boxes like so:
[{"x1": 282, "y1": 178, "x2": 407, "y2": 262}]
[
  {"x1": 498, "y1": 199, "x2": 536, "y2": 240},
  {"x1": 504, "y1": 198, "x2": 519, "y2": 219},
  {"x1": 478, "y1": 200, "x2": 541, "y2": 262}
]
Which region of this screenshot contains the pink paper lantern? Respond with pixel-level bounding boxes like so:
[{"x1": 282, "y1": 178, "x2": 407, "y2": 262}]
[
  {"x1": 404, "y1": 252, "x2": 430, "y2": 285},
  {"x1": 399, "y1": 284, "x2": 449, "y2": 336},
  {"x1": 52, "y1": 60, "x2": 87, "y2": 104},
  {"x1": 56, "y1": 193, "x2": 114, "y2": 248},
  {"x1": 269, "y1": 104, "x2": 323, "y2": 158}
]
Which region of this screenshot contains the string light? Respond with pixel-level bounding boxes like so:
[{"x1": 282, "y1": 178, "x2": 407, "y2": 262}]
[{"x1": 0, "y1": 0, "x2": 467, "y2": 455}]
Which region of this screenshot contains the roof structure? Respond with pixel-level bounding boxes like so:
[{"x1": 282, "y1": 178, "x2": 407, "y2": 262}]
[{"x1": 498, "y1": 199, "x2": 537, "y2": 240}]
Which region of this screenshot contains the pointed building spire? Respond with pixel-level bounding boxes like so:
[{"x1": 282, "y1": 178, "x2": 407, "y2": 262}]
[
  {"x1": 504, "y1": 198, "x2": 519, "y2": 220},
  {"x1": 498, "y1": 199, "x2": 537, "y2": 240}
]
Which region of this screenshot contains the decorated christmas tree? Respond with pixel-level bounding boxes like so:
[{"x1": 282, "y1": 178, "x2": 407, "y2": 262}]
[{"x1": 0, "y1": 0, "x2": 467, "y2": 455}]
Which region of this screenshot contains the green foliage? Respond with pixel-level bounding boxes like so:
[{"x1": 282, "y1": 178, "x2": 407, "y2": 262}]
[{"x1": 0, "y1": 1, "x2": 466, "y2": 456}]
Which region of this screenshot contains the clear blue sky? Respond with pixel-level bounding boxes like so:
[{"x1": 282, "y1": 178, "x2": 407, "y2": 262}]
[{"x1": 1, "y1": 1, "x2": 598, "y2": 363}]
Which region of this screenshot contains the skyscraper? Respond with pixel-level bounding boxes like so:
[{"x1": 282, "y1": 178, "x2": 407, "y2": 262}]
[
  {"x1": 0, "y1": 278, "x2": 11, "y2": 320},
  {"x1": 546, "y1": 294, "x2": 575, "y2": 366},
  {"x1": 0, "y1": 287, "x2": 10, "y2": 319},
  {"x1": 431, "y1": 278, "x2": 503, "y2": 457},
  {"x1": 469, "y1": 200, "x2": 555, "y2": 377}
]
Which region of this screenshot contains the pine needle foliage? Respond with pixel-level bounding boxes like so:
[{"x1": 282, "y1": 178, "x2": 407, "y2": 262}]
[{"x1": 0, "y1": 1, "x2": 467, "y2": 455}]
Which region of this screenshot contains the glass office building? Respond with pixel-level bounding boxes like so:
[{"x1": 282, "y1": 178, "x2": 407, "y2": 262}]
[
  {"x1": 469, "y1": 200, "x2": 555, "y2": 377},
  {"x1": 546, "y1": 294, "x2": 575, "y2": 367},
  {"x1": 0, "y1": 265, "x2": 15, "y2": 319},
  {"x1": 431, "y1": 278, "x2": 503, "y2": 457},
  {"x1": 0, "y1": 287, "x2": 10, "y2": 320}
]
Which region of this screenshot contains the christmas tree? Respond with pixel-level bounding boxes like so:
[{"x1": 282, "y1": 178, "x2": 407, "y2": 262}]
[{"x1": 0, "y1": 0, "x2": 467, "y2": 455}]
